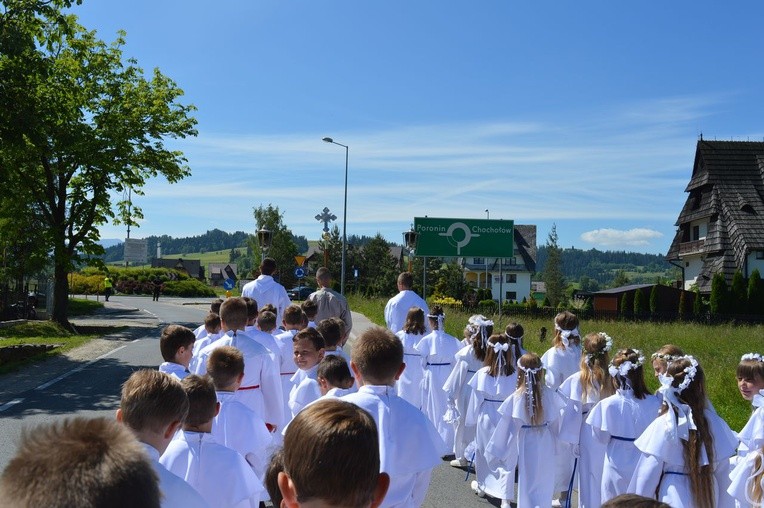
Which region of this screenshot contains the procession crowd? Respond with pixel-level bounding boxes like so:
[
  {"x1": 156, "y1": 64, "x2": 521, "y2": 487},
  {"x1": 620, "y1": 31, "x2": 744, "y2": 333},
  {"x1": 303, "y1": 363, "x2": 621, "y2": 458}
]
[{"x1": 1, "y1": 262, "x2": 763, "y2": 508}]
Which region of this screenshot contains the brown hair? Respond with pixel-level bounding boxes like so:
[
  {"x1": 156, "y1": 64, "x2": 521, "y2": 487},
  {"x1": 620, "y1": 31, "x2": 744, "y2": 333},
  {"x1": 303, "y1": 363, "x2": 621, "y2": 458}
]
[
  {"x1": 257, "y1": 310, "x2": 277, "y2": 333},
  {"x1": 610, "y1": 348, "x2": 650, "y2": 399},
  {"x1": 317, "y1": 355, "x2": 354, "y2": 389},
  {"x1": 515, "y1": 353, "x2": 545, "y2": 426},
  {"x1": 181, "y1": 375, "x2": 218, "y2": 427},
  {"x1": 283, "y1": 399, "x2": 379, "y2": 507},
  {"x1": 260, "y1": 257, "x2": 277, "y2": 276},
  {"x1": 651, "y1": 344, "x2": 685, "y2": 375},
  {"x1": 553, "y1": 311, "x2": 580, "y2": 350},
  {"x1": 210, "y1": 298, "x2": 224, "y2": 314},
  {"x1": 266, "y1": 449, "x2": 284, "y2": 507},
  {"x1": 485, "y1": 334, "x2": 515, "y2": 377},
  {"x1": 0, "y1": 417, "x2": 161, "y2": 507},
  {"x1": 601, "y1": 494, "x2": 672, "y2": 508},
  {"x1": 204, "y1": 312, "x2": 221, "y2": 332},
  {"x1": 242, "y1": 296, "x2": 259, "y2": 320},
  {"x1": 159, "y1": 325, "x2": 195, "y2": 362},
  {"x1": 120, "y1": 370, "x2": 189, "y2": 434},
  {"x1": 283, "y1": 304, "x2": 305, "y2": 326},
  {"x1": 579, "y1": 332, "x2": 615, "y2": 403},
  {"x1": 427, "y1": 305, "x2": 445, "y2": 330},
  {"x1": 466, "y1": 315, "x2": 491, "y2": 362},
  {"x1": 403, "y1": 306, "x2": 426, "y2": 335},
  {"x1": 293, "y1": 327, "x2": 325, "y2": 351},
  {"x1": 301, "y1": 299, "x2": 318, "y2": 320},
  {"x1": 660, "y1": 357, "x2": 714, "y2": 507},
  {"x1": 397, "y1": 272, "x2": 413, "y2": 288},
  {"x1": 737, "y1": 354, "x2": 764, "y2": 384},
  {"x1": 352, "y1": 327, "x2": 403, "y2": 385},
  {"x1": 220, "y1": 297, "x2": 248, "y2": 331},
  {"x1": 317, "y1": 318, "x2": 342, "y2": 347},
  {"x1": 207, "y1": 346, "x2": 245, "y2": 390},
  {"x1": 504, "y1": 322, "x2": 524, "y2": 364}
]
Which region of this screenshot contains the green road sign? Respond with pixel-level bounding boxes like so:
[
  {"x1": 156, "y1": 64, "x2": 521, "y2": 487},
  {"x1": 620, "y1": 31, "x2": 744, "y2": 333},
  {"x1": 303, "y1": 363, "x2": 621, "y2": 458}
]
[{"x1": 413, "y1": 217, "x2": 514, "y2": 257}]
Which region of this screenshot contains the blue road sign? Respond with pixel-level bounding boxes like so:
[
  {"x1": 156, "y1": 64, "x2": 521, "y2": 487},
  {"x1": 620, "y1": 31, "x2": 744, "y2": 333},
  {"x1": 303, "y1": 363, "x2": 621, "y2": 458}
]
[
  {"x1": 294, "y1": 267, "x2": 305, "y2": 278},
  {"x1": 223, "y1": 278, "x2": 235, "y2": 290}
]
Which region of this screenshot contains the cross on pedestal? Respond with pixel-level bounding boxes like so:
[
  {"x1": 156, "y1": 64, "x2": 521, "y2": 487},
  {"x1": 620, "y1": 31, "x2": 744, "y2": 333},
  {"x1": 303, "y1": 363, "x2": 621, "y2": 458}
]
[{"x1": 315, "y1": 207, "x2": 337, "y2": 233}]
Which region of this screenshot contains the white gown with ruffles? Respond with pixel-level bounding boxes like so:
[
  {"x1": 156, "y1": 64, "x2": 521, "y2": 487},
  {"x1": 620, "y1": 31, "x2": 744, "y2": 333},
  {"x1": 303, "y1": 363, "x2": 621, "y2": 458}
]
[{"x1": 443, "y1": 345, "x2": 483, "y2": 460}]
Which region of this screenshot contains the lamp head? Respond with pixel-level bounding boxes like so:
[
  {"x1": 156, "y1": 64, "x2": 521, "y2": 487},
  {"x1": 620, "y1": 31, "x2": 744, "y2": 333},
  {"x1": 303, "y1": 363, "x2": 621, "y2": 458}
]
[{"x1": 322, "y1": 137, "x2": 333, "y2": 143}]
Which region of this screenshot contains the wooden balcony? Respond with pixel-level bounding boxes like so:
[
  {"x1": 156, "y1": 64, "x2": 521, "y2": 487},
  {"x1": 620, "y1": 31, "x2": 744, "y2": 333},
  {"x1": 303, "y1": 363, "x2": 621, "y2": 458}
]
[{"x1": 678, "y1": 239, "x2": 705, "y2": 255}]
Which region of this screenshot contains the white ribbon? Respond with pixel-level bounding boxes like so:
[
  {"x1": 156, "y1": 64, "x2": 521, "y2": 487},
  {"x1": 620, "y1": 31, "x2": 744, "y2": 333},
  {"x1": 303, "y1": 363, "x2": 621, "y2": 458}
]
[
  {"x1": 554, "y1": 324, "x2": 579, "y2": 348},
  {"x1": 657, "y1": 373, "x2": 697, "y2": 442},
  {"x1": 493, "y1": 342, "x2": 509, "y2": 371},
  {"x1": 517, "y1": 359, "x2": 542, "y2": 420},
  {"x1": 753, "y1": 389, "x2": 764, "y2": 409}
]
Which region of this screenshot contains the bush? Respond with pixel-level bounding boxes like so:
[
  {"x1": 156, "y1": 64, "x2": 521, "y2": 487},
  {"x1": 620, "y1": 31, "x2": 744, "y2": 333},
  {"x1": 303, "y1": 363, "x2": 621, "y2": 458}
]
[
  {"x1": 478, "y1": 299, "x2": 497, "y2": 310},
  {"x1": 163, "y1": 279, "x2": 216, "y2": 297}
]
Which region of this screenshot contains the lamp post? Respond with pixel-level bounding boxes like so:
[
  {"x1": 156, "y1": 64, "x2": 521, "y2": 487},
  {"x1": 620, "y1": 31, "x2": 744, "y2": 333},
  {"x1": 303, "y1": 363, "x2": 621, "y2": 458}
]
[
  {"x1": 403, "y1": 225, "x2": 418, "y2": 272},
  {"x1": 257, "y1": 227, "x2": 272, "y2": 266},
  {"x1": 322, "y1": 137, "x2": 349, "y2": 295}
]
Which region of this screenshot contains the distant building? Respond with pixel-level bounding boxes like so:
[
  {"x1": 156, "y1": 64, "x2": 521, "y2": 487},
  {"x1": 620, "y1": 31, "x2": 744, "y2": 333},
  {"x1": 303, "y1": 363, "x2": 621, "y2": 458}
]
[
  {"x1": 666, "y1": 140, "x2": 764, "y2": 293},
  {"x1": 460, "y1": 225, "x2": 537, "y2": 303},
  {"x1": 208, "y1": 263, "x2": 238, "y2": 286},
  {"x1": 592, "y1": 283, "x2": 694, "y2": 315},
  {"x1": 151, "y1": 258, "x2": 203, "y2": 280}
]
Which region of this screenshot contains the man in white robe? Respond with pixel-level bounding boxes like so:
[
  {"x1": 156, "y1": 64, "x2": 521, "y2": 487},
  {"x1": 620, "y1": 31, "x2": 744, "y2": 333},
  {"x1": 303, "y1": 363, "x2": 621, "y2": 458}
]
[
  {"x1": 384, "y1": 272, "x2": 429, "y2": 334},
  {"x1": 241, "y1": 257, "x2": 290, "y2": 326}
]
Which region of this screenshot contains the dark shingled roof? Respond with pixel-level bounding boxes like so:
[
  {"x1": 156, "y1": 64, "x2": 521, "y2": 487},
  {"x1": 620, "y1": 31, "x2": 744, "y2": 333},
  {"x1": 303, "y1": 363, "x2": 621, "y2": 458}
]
[
  {"x1": 514, "y1": 224, "x2": 537, "y2": 272},
  {"x1": 667, "y1": 140, "x2": 764, "y2": 291}
]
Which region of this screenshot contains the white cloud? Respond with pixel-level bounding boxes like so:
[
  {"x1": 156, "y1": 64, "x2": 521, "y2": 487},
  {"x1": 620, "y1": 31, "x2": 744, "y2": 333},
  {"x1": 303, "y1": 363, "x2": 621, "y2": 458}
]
[{"x1": 580, "y1": 228, "x2": 664, "y2": 247}]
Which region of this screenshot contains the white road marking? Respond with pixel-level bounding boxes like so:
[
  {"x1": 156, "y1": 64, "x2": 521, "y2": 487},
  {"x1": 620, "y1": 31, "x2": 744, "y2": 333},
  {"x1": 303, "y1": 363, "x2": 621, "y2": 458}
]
[
  {"x1": 0, "y1": 398, "x2": 25, "y2": 413},
  {"x1": 34, "y1": 344, "x2": 130, "y2": 391}
]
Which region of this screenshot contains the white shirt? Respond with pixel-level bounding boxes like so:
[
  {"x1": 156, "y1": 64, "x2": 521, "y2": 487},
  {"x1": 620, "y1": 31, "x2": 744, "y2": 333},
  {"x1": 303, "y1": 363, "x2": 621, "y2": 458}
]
[
  {"x1": 384, "y1": 289, "x2": 429, "y2": 333},
  {"x1": 159, "y1": 362, "x2": 190, "y2": 381},
  {"x1": 241, "y1": 274, "x2": 290, "y2": 325}
]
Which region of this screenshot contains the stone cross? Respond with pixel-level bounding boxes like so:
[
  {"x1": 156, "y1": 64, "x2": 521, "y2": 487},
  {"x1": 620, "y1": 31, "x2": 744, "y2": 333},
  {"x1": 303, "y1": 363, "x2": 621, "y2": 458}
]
[{"x1": 315, "y1": 207, "x2": 337, "y2": 233}]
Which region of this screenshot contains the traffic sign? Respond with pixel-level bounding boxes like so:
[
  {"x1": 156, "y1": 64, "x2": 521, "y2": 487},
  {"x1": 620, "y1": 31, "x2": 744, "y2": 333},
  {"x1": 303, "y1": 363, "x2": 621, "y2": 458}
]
[
  {"x1": 223, "y1": 278, "x2": 235, "y2": 290},
  {"x1": 413, "y1": 217, "x2": 514, "y2": 257},
  {"x1": 294, "y1": 267, "x2": 306, "y2": 278},
  {"x1": 294, "y1": 255, "x2": 306, "y2": 266}
]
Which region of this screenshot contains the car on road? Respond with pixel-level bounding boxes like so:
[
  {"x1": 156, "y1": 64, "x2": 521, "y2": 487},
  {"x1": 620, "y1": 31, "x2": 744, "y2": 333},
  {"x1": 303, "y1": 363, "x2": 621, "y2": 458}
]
[{"x1": 287, "y1": 286, "x2": 314, "y2": 300}]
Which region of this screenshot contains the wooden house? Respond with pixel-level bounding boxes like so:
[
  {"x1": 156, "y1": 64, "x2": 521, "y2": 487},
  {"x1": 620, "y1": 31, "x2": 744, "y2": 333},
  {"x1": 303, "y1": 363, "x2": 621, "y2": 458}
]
[{"x1": 666, "y1": 140, "x2": 764, "y2": 293}]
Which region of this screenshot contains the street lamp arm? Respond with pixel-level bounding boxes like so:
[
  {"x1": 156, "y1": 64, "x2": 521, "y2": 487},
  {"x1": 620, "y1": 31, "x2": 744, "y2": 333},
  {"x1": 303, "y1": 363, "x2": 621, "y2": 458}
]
[{"x1": 321, "y1": 136, "x2": 349, "y2": 295}]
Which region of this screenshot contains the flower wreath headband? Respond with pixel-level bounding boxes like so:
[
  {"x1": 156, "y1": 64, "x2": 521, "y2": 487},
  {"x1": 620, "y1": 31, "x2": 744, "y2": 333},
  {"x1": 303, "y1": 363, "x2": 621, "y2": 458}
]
[
  {"x1": 586, "y1": 332, "x2": 613, "y2": 362},
  {"x1": 658, "y1": 355, "x2": 700, "y2": 442},
  {"x1": 741, "y1": 353, "x2": 764, "y2": 363},
  {"x1": 659, "y1": 354, "x2": 699, "y2": 395},
  {"x1": 651, "y1": 352, "x2": 680, "y2": 362},
  {"x1": 608, "y1": 349, "x2": 645, "y2": 378}
]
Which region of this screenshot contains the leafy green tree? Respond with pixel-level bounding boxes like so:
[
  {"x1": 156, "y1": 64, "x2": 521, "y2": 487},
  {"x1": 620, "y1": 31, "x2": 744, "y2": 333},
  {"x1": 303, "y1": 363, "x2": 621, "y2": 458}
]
[
  {"x1": 542, "y1": 224, "x2": 566, "y2": 306},
  {"x1": 649, "y1": 285, "x2": 659, "y2": 316},
  {"x1": 433, "y1": 260, "x2": 469, "y2": 301},
  {"x1": 0, "y1": 4, "x2": 197, "y2": 325},
  {"x1": 357, "y1": 234, "x2": 398, "y2": 297},
  {"x1": 692, "y1": 286, "x2": 704, "y2": 317},
  {"x1": 612, "y1": 270, "x2": 630, "y2": 288},
  {"x1": 709, "y1": 272, "x2": 729, "y2": 316},
  {"x1": 731, "y1": 269, "x2": 747, "y2": 314},
  {"x1": 411, "y1": 256, "x2": 441, "y2": 299},
  {"x1": 748, "y1": 269, "x2": 764, "y2": 315},
  {"x1": 620, "y1": 292, "x2": 633, "y2": 318},
  {"x1": 633, "y1": 288, "x2": 649, "y2": 318},
  {"x1": 318, "y1": 225, "x2": 343, "y2": 286},
  {"x1": 250, "y1": 204, "x2": 300, "y2": 288}
]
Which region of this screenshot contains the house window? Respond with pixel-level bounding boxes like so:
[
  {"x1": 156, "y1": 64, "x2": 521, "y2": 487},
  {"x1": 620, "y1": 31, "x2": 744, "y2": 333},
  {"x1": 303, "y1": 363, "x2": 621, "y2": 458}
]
[
  {"x1": 473, "y1": 258, "x2": 484, "y2": 265},
  {"x1": 505, "y1": 291, "x2": 517, "y2": 301},
  {"x1": 692, "y1": 225, "x2": 700, "y2": 241},
  {"x1": 505, "y1": 273, "x2": 517, "y2": 283},
  {"x1": 757, "y1": 251, "x2": 764, "y2": 260}
]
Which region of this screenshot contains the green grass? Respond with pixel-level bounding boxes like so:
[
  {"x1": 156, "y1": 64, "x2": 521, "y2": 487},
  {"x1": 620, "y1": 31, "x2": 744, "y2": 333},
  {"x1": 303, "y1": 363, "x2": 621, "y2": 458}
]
[
  {"x1": 347, "y1": 295, "x2": 760, "y2": 430},
  {"x1": 68, "y1": 298, "x2": 104, "y2": 316},
  {"x1": 107, "y1": 247, "x2": 246, "y2": 267}
]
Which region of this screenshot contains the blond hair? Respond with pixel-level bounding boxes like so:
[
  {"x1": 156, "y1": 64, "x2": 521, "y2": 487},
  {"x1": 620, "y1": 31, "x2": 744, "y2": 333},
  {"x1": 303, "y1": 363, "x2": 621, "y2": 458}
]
[
  {"x1": 351, "y1": 327, "x2": 403, "y2": 385},
  {"x1": 120, "y1": 369, "x2": 189, "y2": 434},
  {"x1": 579, "y1": 332, "x2": 615, "y2": 403},
  {"x1": 207, "y1": 346, "x2": 245, "y2": 390}
]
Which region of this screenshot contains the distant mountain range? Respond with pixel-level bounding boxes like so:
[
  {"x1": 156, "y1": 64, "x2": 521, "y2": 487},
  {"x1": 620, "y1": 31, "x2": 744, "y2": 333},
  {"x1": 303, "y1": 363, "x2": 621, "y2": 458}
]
[{"x1": 98, "y1": 238, "x2": 124, "y2": 249}]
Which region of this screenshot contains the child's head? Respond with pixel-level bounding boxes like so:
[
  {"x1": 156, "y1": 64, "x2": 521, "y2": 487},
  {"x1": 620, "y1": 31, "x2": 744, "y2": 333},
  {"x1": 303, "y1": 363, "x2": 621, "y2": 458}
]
[
  {"x1": 403, "y1": 306, "x2": 426, "y2": 335},
  {"x1": 317, "y1": 318, "x2": 342, "y2": 348},
  {"x1": 220, "y1": 297, "x2": 248, "y2": 331},
  {"x1": 279, "y1": 399, "x2": 388, "y2": 508},
  {"x1": 504, "y1": 322, "x2": 524, "y2": 363},
  {"x1": 210, "y1": 298, "x2": 224, "y2": 314},
  {"x1": 464, "y1": 315, "x2": 490, "y2": 362},
  {"x1": 609, "y1": 348, "x2": 650, "y2": 399},
  {"x1": 301, "y1": 299, "x2": 318, "y2": 321},
  {"x1": 206, "y1": 346, "x2": 245, "y2": 391},
  {"x1": 580, "y1": 332, "x2": 615, "y2": 402},
  {"x1": 516, "y1": 352, "x2": 545, "y2": 425},
  {"x1": 260, "y1": 302, "x2": 277, "y2": 315},
  {"x1": 485, "y1": 334, "x2": 515, "y2": 377},
  {"x1": 283, "y1": 304, "x2": 306, "y2": 329},
  {"x1": 332, "y1": 317, "x2": 348, "y2": 346},
  {"x1": 293, "y1": 328, "x2": 325, "y2": 371},
  {"x1": 266, "y1": 449, "x2": 285, "y2": 508},
  {"x1": 257, "y1": 311, "x2": 277, "y2": 334},
  {"x1": 317, "y1": 355, "x2": 354, "y2": 394},
  {"x1": 0, "y1": 417, "x2": 161, "y2": 507},
  {"x1": 204, "y1": 312, "x2": 221, "y2": 334},
  {"x1": 397, "y1": 271, "x2": 414, "y2": 290},
  {"x1": 736, "y1": 353, "x2": 764, "y2": 402},
  {"x1": 242, "y1": 296, "x2": 259, "y2": 323},
  {"x1": 553, "y1": 311, "x2": 580, "y2": 349},
  {"x1": 118, "y1": 370, "x2": 189, "y2": 438},
  {"x1": 651, "y1": 344, "x2": 685, "y2": 377},
  {"x1": 351, "y1": 327, "x2": 404, "y2": 386},
  {"x1": 159, "y1": 325, "x2": 195, "y2": 368},
  {"x1": 601, "y1": 494, "x2": 672, "y2": 508},
  {"x1": 181, "y1": 375, "x2": 218, "y2": 428},
  {"x1": 427, "y1": 305, "x2": 445, "y2": 330}
]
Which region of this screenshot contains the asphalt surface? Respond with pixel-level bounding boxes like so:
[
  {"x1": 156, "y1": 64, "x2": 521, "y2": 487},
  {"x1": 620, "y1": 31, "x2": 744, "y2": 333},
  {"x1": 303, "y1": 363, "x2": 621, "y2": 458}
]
[{"x1": 0, "y1": 296, "x2": 508, "y2": 507}]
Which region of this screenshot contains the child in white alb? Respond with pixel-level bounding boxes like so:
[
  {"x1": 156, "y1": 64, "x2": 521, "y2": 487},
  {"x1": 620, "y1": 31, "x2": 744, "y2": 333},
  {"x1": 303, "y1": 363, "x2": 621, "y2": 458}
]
[
  {"x1": 394, "y1": 306, "x2": 428, "y2": 410},
  {"x1": 317, "y1": 354, "x2": 356, "y2": 399},
  {"x1": 487, "y1": 352, "x2": 566, "y2": 508},
  {"x1": 288, "y1": 328, "x2": 325, "y2": 419},
  {"x1": 586, "y1": 348, "x2": 661, "y2": 503},
  {"x1": 158, "y1": 324, "x2": 195, "y2": 381}
]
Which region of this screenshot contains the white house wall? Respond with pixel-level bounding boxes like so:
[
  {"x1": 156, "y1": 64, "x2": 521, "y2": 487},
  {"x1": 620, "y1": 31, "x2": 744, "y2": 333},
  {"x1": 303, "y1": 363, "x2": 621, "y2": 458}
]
[
  {"x1": 683, "y1": 255, "x2": 704, "y2": 290},
  {"x1": 747, "y1": 252, "x2": 764, "y2": 278}
]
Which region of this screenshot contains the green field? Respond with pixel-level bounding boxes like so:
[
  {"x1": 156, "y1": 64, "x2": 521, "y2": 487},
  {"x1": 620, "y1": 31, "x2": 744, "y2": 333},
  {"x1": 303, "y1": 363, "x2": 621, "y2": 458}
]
[
  {"x1": 347, "y1": 294, "x2": 760, "y2": 430},
  {"x1": 108, "y1": 247, "x2": 246, "y2": 268}
]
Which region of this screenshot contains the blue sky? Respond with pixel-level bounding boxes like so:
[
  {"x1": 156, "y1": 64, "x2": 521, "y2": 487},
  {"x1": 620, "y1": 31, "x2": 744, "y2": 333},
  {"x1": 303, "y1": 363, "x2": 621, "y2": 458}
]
[{"x1": 74, "y1": 1, "x2": 764, "y2": 254}]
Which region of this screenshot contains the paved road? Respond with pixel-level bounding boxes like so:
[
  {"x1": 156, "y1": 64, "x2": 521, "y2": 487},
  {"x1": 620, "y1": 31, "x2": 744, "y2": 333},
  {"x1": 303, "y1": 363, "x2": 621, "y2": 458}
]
[{"x1": 0, "y1": 296, "x2": 504, "y2": 507}]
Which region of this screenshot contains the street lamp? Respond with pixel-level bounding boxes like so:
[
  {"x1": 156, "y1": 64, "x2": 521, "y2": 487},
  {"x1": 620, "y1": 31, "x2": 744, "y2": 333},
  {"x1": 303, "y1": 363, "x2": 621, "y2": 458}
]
[
  {"x1": 322, "y1": 137, "x2": 349, "y2": 295},
  {"x1": 257, "y1": 227, "x2": 272, "y2": 265},
  {"x1": 403, "y1": 225, "x2": 418, "y2": 272},
  {"x1": 485, "y1": 209, "x2": 489, "y2": 219}
]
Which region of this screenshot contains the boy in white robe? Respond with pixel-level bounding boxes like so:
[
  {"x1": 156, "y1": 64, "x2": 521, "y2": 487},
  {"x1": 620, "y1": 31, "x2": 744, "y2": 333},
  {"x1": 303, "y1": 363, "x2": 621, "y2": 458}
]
[
  {"x1": 158, "y1": 324, "x2": 195, "y2": 381},
  {"x1": 193, "y1": 297, "x2": 284, "y2": 432},
  {"x1": 342, "y1": 326, "x2": 446, "y2": 508},
  {"x1": 117, "y1": 369, "x2": 209, "y2": 508},
  {"x1": 240, "y1": 257, "x2": 291, "y2": 325},
  {"x1": 273, "y1": 305, "x2": 305, "y2": 420},
  {"x1": 317, "y1": 354, "x2": 356, "y2": 398},
  {"x1": 300, "y1": 299, "x2": 318, "y2": 328},
  {"x1": 288, "y1": 328, "x2": 325, "y2": 418},
  {"x1": 160, "y1": 375, "x2": 263, "y2": 508},
  {"x1": 278, "y1": 399, "x2": 390, "y2": 507},
  {"x1": 243, "y1": 299, "x2": 282, "y2": 363},
  {"x1": 317, "y1": 317, "x2": 354, "y2": 382},
  {"x1": 192, "y1": 312, "x2": 222, "y2": 357},
  {"x1": 193, "y1": 299, "x2": 224, "y2": 339},
  {"x1": 207, "y1": 346, "x2": 273, "y2": 488}
]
